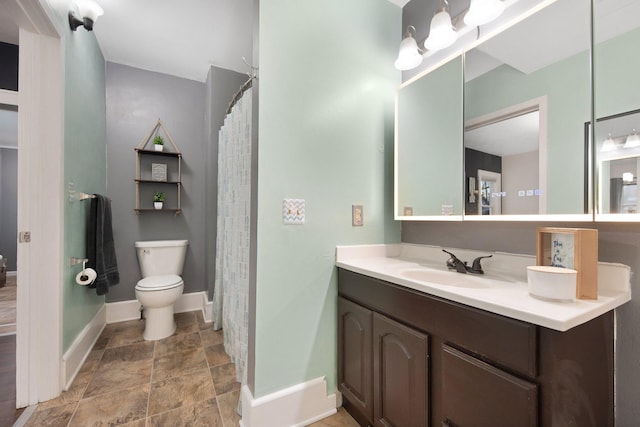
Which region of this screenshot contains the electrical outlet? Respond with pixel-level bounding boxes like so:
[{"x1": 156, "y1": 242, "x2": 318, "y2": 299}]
[
  {"x1": 352, "y1": 205, "x2": 363, "y2": 226},
  {"x1": 441, "y1": 204, "x2": 454, "y2": 215},
  {"x1": 283, "y1": 199, "x2": 305, "y2": 225},
  {"x1": 404, "y1": 207, "x2": 413, "y2": 216}
]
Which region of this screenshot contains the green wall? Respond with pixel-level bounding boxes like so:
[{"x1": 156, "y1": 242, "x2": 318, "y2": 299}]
[
  {"x1": 49, "y1": 2, "x2": 107, "y2": 351},
  {"x1": 255, "y1": 0, "x2": 401, "y2": 397},
  {"x1": 465, "y1": 50, "x2": 590, "y2": 214},
  {"x1": 594, "y1": 27, "x2": 640, "y2": 118}
]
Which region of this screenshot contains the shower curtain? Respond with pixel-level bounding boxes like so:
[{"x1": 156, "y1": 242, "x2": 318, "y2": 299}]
[{"x1": 212, "y1": 89, "x2": 252, "y2": 392}]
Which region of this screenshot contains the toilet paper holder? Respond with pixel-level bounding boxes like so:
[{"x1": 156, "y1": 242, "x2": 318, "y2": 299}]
[{"x1": 70, "y1": 257, "x2": 88, "y2": 266}]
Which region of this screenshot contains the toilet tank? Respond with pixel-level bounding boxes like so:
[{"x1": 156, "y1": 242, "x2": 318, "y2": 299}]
[{"x1": 135, "y1": 240, "x2": 189, "y2": 278}]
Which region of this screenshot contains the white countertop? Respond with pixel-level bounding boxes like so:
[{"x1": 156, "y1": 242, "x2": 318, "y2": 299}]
[{"x1": 336, "y1": 244, "x2": 632, "y2": 332}]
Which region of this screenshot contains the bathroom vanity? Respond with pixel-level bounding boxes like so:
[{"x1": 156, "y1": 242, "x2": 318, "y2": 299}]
[{"x1": 336, "y1": 244, "x2": 631, "y2": 427}]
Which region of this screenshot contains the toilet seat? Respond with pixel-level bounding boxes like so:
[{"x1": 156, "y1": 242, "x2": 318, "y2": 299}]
[{"x1": 135, "y1": 274, "x2": 183, "y2": 291}]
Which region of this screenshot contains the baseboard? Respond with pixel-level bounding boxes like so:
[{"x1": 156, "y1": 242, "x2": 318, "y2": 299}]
[
  {"x1": 106, "y1": 291, "x2": 212, "y2": 324},
  {"x1": 240, "y1": 377, "x2": 337, "y2": 427},
  {"x1": 61, "y1": 304, "x2": 106, "y2": 390}
]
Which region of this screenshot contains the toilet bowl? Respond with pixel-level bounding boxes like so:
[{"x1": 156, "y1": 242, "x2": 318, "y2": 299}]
[{"x1": 135, "y1": 240, "x2": 189, "y2": 340}]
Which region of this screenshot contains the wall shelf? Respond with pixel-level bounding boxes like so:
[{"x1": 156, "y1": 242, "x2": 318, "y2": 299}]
[{"x1": 134, "y1": 119, "x2": 183, "y2": 214}]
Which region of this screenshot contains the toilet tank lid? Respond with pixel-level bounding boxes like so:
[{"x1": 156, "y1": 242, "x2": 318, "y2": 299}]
[{"x1": 135, "y1": 240, "x2": 189, "y2": 248}]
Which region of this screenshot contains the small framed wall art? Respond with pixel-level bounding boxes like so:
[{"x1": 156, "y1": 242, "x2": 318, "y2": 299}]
[
  {"x1": 536, "y1": 227, "x2": 598, "y2": 299},
  {"x1": 151, "y1": 163, "x2": 167, "y2": 182}
]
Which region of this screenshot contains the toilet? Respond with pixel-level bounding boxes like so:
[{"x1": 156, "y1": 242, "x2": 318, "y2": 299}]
[{"x1": 135, "y1": 240, "x2": 189, "y2": 340}]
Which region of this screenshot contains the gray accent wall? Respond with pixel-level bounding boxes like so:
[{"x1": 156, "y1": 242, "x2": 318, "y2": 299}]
[
  {"x1": 106, "y1": 62, "x2": 206, "y2": 302},
  {"x1": 0, "y1": 147, "x2": 17, "y2": 271},
  {"x1": 204, "y1": 66, "x2": 247, "y2": 299}
]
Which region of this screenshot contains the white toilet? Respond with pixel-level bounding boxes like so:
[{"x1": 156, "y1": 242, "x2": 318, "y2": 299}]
[{"x1": 135, "y1": 240, "x2": 189, "y2": 340}]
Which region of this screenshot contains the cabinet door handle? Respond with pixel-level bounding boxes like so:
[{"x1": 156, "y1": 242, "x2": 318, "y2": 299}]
[{"x1": 442, "y1": 420, "x2": 456, "y2": 427}]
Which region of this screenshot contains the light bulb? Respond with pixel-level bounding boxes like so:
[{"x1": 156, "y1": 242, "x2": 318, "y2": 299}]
[
  {"x1": 464, "y1": 0, "x2": 505, "y2": 27},
  {"x1": 424, "y1": 9, "x2": 457, "y2": 51},
  {"x1": 394, "y1": 32, "x2": 423, "y2": 71}
]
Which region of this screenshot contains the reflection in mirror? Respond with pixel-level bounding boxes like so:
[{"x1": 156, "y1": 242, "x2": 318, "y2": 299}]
[
  {"x1": 594, "y1": 1, "x2": 640, "y2": 219},
  {"x1": 395, "y1": 55, "x2": 463, "y2": 219},
  {"x1": 465, "y1": 104, "x2": 544, "y2": 215},
  {"x1": 463, "y1": 0, "x2": 590, "y2": 217},
  {"x1": 593, "y1": 109, "x2": 640, "y2": 215}
]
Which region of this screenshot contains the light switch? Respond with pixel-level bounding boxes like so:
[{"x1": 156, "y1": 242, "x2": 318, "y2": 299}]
[
  {"x1": 283, "y1": 199, "x2": 305, "y2": 225},
  {"x1": 404, "y1": 207, "x2": 413, "y2": 216}
]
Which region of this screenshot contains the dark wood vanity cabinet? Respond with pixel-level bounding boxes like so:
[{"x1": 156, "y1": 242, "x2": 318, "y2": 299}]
[
  {"x1": 338, "y1": 268, "x2": 614, "y2": 427},
  {"x1": 339, "y1": 297, "x2": 429, "y2": 427}
]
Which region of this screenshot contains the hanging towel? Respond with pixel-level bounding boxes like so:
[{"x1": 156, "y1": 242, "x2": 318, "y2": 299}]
[{"x1": 86, "y1": 194, "x2": 119, "y2": 295}]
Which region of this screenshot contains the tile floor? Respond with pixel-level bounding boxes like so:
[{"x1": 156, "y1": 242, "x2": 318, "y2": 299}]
[
  {"x1": 0, "y1": 276, "x2": 17, "y2": 336},
  {"x1": 21, "y1": 310, "x2": 358, "y2": 427}
]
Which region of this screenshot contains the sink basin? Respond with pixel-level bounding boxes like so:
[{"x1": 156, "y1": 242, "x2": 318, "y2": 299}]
[{"x1": 401, "y1": 268, "x2": 492, "y2": 288}]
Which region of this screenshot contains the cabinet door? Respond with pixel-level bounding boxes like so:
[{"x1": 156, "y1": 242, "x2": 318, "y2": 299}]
[
  {"x1": 373, "y1": 313, "x2": 429, "y2": 427},
  {"x1": 338, "y1": 297, "x2": 373, "y2": 425},
  {"x1": 442, "y1": 345, "x2": 537, "y2": 427}
]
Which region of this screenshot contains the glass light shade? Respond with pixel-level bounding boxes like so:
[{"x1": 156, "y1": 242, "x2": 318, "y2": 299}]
[
  {"x1": 624, "y1": 131, "x2": 640, "y2": 148},
  {"x1": 424, "y1": 10, "x2": 457, "y2": 51},
  {"x1": 76, "y1": 0, "x2": 104, "y2": 22},
  {"x1": 601, "y1": 135, "x2": 616, "y2": 152},
  {"x1": 623, "y1": 172, "x2": 634, "y2": 182},
  {"x1": 464, "y1": 0, "x2": 505, "y2": 26},
  {"x1": 394, "y1": 35, "x2": 423, "y2": 71}
]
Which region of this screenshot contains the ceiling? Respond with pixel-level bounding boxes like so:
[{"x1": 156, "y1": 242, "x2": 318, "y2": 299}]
[
  {"x1": 0, "y1": 0, "x2": 406, "y2": 82},
  {"x1": 465, "y1": 111, "x2": 539, "y2": 157}
]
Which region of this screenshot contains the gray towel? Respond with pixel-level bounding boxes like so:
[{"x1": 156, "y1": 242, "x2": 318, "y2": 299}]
[{"x1": 86, "y1": 194, "x2": 119, "y2": 295}]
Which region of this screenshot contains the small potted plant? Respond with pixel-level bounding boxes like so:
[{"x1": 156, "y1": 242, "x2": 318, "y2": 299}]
[
  {"x1": 153, "y1": 135, "x2": 164, "y2": 152},
  {"x1": 153, "y1": 192, "x2": 165, "y2": 210}
]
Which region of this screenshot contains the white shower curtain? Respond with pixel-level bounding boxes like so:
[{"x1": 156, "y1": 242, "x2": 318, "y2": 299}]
[{"x1": 212, "y1": 89, "x2": 252, "y2": 391}]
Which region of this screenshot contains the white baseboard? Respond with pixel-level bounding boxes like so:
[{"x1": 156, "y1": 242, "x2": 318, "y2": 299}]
[
  {"x1": 61, "y1": 305, "x2": 106, "y2": 390},
  {"x1": 240, "y1": 377, "x2": 337, "y2": 427},
  {"x1": 106, "y1": 291, "x2": 212, "y2": 324}
]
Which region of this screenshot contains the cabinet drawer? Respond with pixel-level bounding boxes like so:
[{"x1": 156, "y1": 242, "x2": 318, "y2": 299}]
[{"x1": 442, "y1": 345, "x2": 537, "y2": 427}]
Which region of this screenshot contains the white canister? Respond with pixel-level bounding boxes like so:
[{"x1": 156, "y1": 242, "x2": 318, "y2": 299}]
[{"x1": 527, "y1": 266, "x2": 577, "y2": 301}]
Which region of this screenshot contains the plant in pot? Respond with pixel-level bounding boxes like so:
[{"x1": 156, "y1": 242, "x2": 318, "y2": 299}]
[
  {"x1": 153, "y1": 192, "x2": 166, "y2": 210},
  {"x1": 153, "y1": 135, "x2": 164, "y2": 152}
]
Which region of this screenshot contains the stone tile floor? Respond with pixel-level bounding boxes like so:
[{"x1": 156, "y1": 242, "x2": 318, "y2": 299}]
[
  {"x1": 21, "y1": 310, "x2": 359, "y2": 426},
  {"x1": 24, "y1": 311, "x2": 240, "y2": 426},
  {"x1": 0, "y1": 275, "x2": 16, "y2": 336}
]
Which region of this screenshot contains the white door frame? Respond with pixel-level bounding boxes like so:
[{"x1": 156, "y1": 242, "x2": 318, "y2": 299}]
[{"x1": 13, "y1": 0, "x2": 65, "y2": 406}]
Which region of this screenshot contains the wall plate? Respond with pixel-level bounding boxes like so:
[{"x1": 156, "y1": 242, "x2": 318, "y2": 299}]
[
  {"x1": 352, "y1": 205, "x2": 363, "y2": 226},
  {"x1": 283, "y1": 199, "x2": 305, "y2": 225}
]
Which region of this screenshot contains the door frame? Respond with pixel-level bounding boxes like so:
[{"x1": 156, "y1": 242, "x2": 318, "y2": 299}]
[{"x1": 12, "y1": 0, "x2": 65, "y2": 406}]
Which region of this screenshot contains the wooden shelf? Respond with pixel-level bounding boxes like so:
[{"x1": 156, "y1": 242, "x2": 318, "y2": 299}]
[
  {"x1": 134, "y1": 119, "x2": 182, "y2": 214},
  {"x1": 135, "y1": 179, "x2": 181, "y2": 185},
  {"x1": 134, "y1": 148, "x2": 182, "y2": 158},
  {"x1": 135, "y1": 208, "x2": 182, "y2": 214}
]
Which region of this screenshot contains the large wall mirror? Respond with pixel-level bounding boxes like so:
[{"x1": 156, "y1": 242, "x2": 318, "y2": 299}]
[
  {"x1": 463, "y1": 0, "x2": 591, "y2": 219},
  {"x1": 395, "y1": 0, "x2": 594, "y2": 221},
  {"x1": 395, "y1": 55, "x2": 463, "y2": 219},
  {"x1": 593, "y1": 1, "x2": 640, "y2": 221}
]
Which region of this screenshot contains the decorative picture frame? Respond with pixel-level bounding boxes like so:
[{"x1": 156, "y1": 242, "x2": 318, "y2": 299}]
[
  {"x1": 536, "y1": 227, "x2": 598, "y2": 299},
  {"x1": 151, "y1": 163, "x2": 167, "y2": 182}
]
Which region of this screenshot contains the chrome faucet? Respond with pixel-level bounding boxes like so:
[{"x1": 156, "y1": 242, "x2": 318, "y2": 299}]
[{"x1": 442, "y1": 249, "x2": 492, "y2": 275}]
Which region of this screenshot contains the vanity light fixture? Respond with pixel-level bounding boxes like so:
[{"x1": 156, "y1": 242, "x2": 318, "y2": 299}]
[
  {"x1": 624, "y1": 129, "x2": 640, "y2": 148},
  {"x1": 601, "y1": 134, "x2": 616, "y2": 152},
  {"x1": 69, "y1": 0, "x2": 104, "y2": 31},
  {"x1": 623, "y1": 172, "x2": 634, "y2": 183},
  {"x1": 394, "y1": 26, "x2": 424, "y2": 71},
  {"x1": 464, "y1": 0, "x2": 506, "y2": 27},
  {"x1": 424, "y1": 0, "x2": 458, "y2": 52}
]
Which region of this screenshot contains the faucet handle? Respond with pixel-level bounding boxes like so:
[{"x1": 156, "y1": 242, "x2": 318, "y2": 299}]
[
  {"x1": 470, "y1": 255, "x2": 493, "y2": 274},
  {"x1": 442, "y1": 249, "x2": 468, "y2": 273}
]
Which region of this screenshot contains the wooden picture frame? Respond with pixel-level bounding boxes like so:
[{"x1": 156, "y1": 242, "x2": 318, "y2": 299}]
[
  {"x1": 151, "y1": 163, "x2": 167, "y2": 182},
  {"x1": 536, "y1": 227, "x2": 598, "y2": 299}
]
